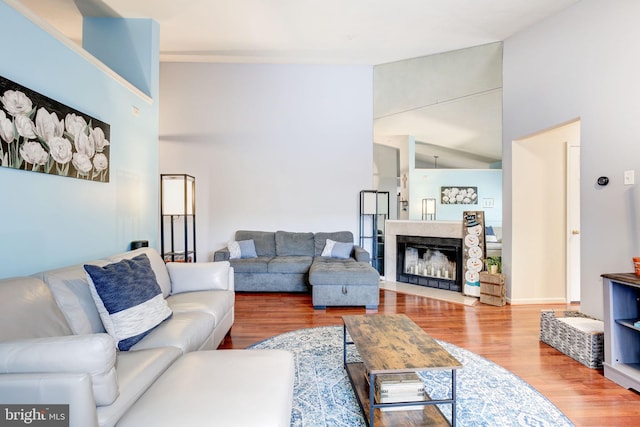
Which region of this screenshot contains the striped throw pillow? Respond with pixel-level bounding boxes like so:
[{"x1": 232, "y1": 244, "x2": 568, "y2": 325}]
[{"x1": 84, "y1": 254, "x2": 172, "y2": 351}]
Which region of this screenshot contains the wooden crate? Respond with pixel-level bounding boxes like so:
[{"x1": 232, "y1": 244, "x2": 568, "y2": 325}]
[{"x1": 479, "y1": 272, "x2": 506, "y2": 306}]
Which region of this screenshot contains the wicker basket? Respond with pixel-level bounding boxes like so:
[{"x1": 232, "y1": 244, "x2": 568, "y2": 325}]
[{"x1": 539, "y1": 310, "x2": 604, "y2": 369}]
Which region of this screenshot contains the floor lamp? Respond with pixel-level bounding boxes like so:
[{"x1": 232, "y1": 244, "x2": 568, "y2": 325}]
[{"x1": 422, "y1": 198, "x2": 436, "y2": 221}]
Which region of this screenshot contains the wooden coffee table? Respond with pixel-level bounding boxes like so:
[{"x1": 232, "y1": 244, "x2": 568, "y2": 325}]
[{"x1": 342, "y1": 314, "x2": 461, "y2": 426}]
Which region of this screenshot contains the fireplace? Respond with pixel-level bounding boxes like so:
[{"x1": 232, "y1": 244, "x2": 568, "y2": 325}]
[{"x1": 396, "y1": 235, "x2": 463, "y2": 292}]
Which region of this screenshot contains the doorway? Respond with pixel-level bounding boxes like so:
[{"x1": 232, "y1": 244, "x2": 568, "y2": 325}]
[{"x1": 511, "y1": 120, "x2": 580, "y2": 303}]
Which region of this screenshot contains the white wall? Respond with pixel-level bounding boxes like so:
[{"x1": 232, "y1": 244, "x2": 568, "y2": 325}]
[
  {"x1": 503, "y1": 0, "x2": 640, "y2": 318},
  {"x1": 159, "y1": 63, "x2": 374, "y2": 260}
]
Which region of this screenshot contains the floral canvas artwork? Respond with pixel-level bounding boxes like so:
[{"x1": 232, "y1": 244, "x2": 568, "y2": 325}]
[
  {"x1": 0, "y1": 75, "x2": 110, "y2": 182},
  {"x1": 441, "y1": 186, "x2": 478, "y2": 204}
]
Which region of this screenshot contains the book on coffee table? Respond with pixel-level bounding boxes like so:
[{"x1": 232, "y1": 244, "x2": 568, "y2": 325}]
[
  {"x1": 365, "y1": 371, "x2": 426, "y2": 404},
  {"x1": 377, "y1": 374, "x2": 426, "y2": 413},
  {"x1": 380, "y1": 404, "x2": 425, "y2": 412}
]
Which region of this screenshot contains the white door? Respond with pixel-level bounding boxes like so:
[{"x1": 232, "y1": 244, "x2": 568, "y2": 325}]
[{"x1": 566, "y1": 143, "x2": 581, "y2": 302}]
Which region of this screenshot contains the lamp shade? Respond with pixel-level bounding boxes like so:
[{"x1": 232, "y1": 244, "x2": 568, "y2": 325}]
[
  {"x1": 425, "y1": 198, "x2": 436, "y2": 214},
  {"x1": 161, "y1": 174, "x2": 195, "y2": 215},
  {"x1": 422, "y1": 198, "x2": 436, "y2": 220}
]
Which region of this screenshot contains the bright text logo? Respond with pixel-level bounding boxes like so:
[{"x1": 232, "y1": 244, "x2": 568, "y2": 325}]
[{"x1": 0, "y1": 405, "x2": 68, "y2": 426}]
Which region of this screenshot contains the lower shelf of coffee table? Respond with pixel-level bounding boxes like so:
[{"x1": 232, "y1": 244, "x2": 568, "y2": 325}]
[{"x1": 345, "y1": 362, "x2": 450, "y2": 426}]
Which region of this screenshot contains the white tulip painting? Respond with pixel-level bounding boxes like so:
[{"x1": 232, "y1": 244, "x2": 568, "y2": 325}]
[{"x1": 0, "y1": 76, "x2": 110, "y2": 182}]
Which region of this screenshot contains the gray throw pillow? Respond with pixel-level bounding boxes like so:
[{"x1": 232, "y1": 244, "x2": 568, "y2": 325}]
[
  {"x1": 331, "y1": 241, "x2": 353, "y2": 259},
  {"x1": 229, "y1": 240, "x2": 258, "y2": 259}
]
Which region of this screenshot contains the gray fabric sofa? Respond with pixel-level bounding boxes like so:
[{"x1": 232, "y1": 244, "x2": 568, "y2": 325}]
[
  {"x1": 214, "y1": 230, "x2": 380, "y2": 308},
  {"x1": 0, "y1": 247, "x2": 294, "y2": 427}
]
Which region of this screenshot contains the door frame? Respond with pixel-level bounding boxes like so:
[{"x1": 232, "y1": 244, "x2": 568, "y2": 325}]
[{"x1": 566, "y1": 141, "x2": 581, "y2": 302}]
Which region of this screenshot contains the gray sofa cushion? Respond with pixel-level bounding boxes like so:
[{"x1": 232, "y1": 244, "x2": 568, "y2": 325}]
[
  {"x1": 275, "y1": 231, "x2": 314, "y2": 256},
  {"x1": 233, "y1": 273, "x2": 308, "y2": 292},
  {"x1": 309, "y1": 257, "x2": 379, "y2": 286},
  {"x1": 314, "y1": 231, "x2": 354, "y2": 256},
  {"x1": 235, "y1": 231, "x2": 276, "y2": 257},
  {"x1": 268, "y1": 256, "x2": 313, "y2": 274},
  {"x1": 229, "y1": 257, "x2": 271, "y2": 273}
]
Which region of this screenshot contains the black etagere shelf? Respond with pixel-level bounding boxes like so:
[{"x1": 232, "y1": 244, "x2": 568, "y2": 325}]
[{"x1": 359, "y1": 190, "x2": 389, "y2": 275}]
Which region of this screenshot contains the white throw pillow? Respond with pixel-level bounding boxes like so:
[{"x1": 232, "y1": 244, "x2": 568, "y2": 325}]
[
  {"x1": 486, "y1": 235, "x2": 499, "y2": 243},
  {"x1": 321, "y1": 239, "x2": 353, "y2": 259},
  {"x1": 321, "y1": 239, "x2": 337, "y2": 256}
]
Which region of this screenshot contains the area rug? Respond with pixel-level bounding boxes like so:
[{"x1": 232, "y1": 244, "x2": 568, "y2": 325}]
[{"x1": 248, "y1": 326, "x2": 574, "y2": 427}]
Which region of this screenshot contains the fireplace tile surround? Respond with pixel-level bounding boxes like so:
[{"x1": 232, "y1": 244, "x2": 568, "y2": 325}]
[{"x1": 384, "y1": 220, "x2": 464, "y2": 285}]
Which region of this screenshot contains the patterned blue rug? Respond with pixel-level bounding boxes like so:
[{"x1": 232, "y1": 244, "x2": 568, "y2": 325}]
[{"x1": 248, "y1": 325, "x2": 574, "y2": 427}]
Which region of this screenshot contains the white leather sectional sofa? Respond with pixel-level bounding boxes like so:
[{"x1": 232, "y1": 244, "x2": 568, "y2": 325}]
[{"x1": 0, "y1": 247, "x2": 294, "y2": 427}]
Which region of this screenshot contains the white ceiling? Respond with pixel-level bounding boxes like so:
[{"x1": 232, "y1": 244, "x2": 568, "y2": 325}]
[
  {"x1": 14, "y1": 0, "x2": 580, "y2": 168},
  {"x1": 17, "y1": 0, "x2": 579, "y2": 65}
]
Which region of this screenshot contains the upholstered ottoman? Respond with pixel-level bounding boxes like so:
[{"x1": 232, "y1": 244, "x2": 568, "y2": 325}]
[
  {"x1": 309, "y1": 258, "x2": 380, "y2": 309},
  {"x1": 117, "y1": 349, "x2": 294, "y2": 427}
]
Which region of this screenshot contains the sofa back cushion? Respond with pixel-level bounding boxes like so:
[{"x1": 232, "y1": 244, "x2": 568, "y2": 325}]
[
  {"x1": 36, "y1": 261, "x2": 109, "y2": 335},
  {"x1": 166, "y1": 261, "x2": 231, "y2": 293},
  {"x1": 275, "y1": 231, "x2": 315, "y2": 256},
  {"x1": 0, "y1": 276, "x2": 72, "y2": 341},
  {"x1": 314, "y1": 231, "x2": 354, "y2": 256},
  {"x1": 35, "y1": 248, "x2": 170, "y2": 336},
  {"x1": 235, "y1": 231, "x2": 276, "y2": 257}
]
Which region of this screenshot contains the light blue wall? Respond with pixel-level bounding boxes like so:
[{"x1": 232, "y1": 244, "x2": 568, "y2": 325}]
[
  {"x1": 409, "y1": 169, "x2": 502, "y2": 226},
  {"x1": 0, "y1": 1, "x2": 159, "y2": 278},
  {"x1": 83, "y1": 18, "x2": 158, "y2": 98}
]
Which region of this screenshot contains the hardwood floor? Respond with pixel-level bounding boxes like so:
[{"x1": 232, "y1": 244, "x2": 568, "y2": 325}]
[{"x1": 218, "y1": 289, "x2": 640, "y2": 426}]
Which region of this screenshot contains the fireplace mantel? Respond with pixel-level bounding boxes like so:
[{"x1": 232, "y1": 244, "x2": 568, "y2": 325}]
[{"x1": 384, "y1": 220, "x2": 463, "y2": 281}]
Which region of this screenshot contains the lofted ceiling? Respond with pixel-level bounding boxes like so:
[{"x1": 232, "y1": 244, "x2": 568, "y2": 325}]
[
  {"x1": 16, "y1": 0, "x2": 579, "y2": 65},
  {"x1": 14, "y1": 0, "x2": 580, "y2": 168}
]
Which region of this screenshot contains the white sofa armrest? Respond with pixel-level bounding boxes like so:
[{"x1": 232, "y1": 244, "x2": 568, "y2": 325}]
[
  {"x1": 0, "y1": 373, "x2": 99, "y2": 427},
  {"x1": 0, "y1": 334, "x2": 118, "y2": 406},
  {"x1": 167, "y1": 261, "x2": 234, "y2": 293}
]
